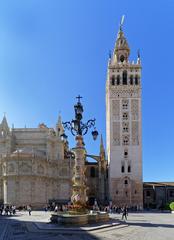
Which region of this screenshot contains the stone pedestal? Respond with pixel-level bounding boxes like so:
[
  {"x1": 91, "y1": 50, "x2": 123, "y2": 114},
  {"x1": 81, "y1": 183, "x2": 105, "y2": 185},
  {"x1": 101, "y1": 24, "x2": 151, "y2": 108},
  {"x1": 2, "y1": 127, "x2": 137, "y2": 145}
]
[{"x1": 71, "y1": 135, "x2": 86, "y2": 206}]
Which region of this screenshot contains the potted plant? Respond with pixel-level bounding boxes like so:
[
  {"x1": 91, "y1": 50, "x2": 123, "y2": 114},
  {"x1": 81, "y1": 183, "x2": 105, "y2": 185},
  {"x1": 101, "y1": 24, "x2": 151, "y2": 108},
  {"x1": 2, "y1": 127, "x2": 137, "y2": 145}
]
[{"x1": 169, "y1": 202, "x2": 174, "y2": 213}]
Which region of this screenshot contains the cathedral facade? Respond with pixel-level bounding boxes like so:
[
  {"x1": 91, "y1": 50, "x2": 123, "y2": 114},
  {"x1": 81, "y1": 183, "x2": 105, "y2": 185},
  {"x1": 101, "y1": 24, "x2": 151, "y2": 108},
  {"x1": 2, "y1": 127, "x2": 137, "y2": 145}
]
[
  {"x1": 0, "y1": 116, "x2": 72, "y2": 207},
  {"x1": 106, "y1": 25, "x2": 143, "y2": 207}
]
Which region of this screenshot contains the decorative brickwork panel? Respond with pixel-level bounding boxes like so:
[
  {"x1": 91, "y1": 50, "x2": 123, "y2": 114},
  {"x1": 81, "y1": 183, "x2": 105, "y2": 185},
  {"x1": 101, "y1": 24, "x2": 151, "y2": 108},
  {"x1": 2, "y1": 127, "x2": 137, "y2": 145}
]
[
  {"x1": 132, "y1": 121, "x2": 139, "y2": 145},
  {"x1": 112, "y1": 100, "x2": 120, "y2": 120},
  {"x1": 113, "y1": 122, "x2": 120, "y2": 145},
  {"x1": 110, "y1": 89, "x2": 140, "y2": 98},
  {"x1": 131, "y1": 99, "x2": 139, "y2": 120}
]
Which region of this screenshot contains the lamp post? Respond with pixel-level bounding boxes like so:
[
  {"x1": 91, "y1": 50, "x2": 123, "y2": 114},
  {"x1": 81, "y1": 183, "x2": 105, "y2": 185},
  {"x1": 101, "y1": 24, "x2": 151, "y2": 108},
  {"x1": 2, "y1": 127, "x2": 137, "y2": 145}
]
[{"x1": 62, "y1": 95, "x2": 98, "y2": 208}]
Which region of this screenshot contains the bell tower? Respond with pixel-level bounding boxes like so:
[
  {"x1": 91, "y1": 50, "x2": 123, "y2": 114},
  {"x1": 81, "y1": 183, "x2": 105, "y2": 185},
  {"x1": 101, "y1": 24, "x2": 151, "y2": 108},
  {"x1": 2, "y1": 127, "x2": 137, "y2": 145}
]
[{"x1": 106, "y1": 18, "x2": 143, "y2": 207}]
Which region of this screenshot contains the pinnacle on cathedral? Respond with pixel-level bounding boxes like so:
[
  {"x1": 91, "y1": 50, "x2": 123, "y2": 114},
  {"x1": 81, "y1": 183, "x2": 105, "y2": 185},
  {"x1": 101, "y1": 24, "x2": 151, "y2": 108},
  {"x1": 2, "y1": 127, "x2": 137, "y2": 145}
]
[
  {"x1": 56, "y1": 113, "x2": 64, "y2": 137},
  {"x1": 99, "y1": 134, "x2": 105, "y2": 160},
  {"x1": 0, "y1": 114, "x2": 9, "y2": 135}
]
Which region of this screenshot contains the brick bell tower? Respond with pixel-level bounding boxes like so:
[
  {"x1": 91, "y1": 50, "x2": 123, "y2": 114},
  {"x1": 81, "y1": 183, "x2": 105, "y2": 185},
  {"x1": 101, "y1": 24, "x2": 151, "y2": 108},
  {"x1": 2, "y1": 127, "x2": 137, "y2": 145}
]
[{"x1": 106, "y1": 17, "x2": 143, "y2": 208}]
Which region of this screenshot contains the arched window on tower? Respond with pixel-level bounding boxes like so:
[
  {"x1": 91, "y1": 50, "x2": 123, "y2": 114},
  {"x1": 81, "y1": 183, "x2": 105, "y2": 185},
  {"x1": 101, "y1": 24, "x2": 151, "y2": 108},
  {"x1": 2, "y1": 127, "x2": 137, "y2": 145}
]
[
  {"x1": 120, "y1": 55, "x2": 125, "y2": 62},
  {"x1": 135, "y1": 75, "x2": 139, "y2": 85},
  {"x1": 130, "y1": 75, "x2": 133, "y2": 85},
  {"x1": 123, "y1": 136, "x2": 129, "y2": 145},
  {"x1": 123, "y1": 122, "x2": 129, "y2": 133},
  {"x1": 121, "y1": 165, "x2": 125, "y2": 173},
  {"x1": 124, "y1": 149, "x2": 128, "y2": 158},
  {"x1": 122, "y1": 71, "x2": 127, "y2": 85},
  {"x1": 111, "y1": 75, "x2": 115, "y2": 86},
  {"x1": 124, "y1": 179, "x2": 128, "y2": 185},
  {"x1": 146, "y1": 190, "x2": 151, "y2": 197},
  {"x1": 122, "y1": 112, "x2": 128, "y2": 121},
  {"x1": 116, "y1": 75, "x2": 120, "y2": 85},
  {"x1": 90, "y1": 167, "x2": 96, "y2": 178},
  {"x1": 128, "y1": 165, "x2": 131, "y2": 173}
]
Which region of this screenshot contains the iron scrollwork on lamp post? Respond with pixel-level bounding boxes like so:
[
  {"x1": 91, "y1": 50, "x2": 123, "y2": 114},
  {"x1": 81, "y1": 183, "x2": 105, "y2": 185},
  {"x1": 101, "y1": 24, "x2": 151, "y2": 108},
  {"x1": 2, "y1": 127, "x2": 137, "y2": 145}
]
[
  {"x1": 62, "y1": 95, "x2": 98, "y2": 141},
  {"x1": 61, "y1": 95, "x2": 98, "y2": 209}
]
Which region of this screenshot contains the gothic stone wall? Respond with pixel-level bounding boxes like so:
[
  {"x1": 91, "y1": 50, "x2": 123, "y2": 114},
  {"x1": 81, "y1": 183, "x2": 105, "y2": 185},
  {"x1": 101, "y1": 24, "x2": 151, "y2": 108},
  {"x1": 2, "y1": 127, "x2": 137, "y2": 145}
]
[{"x1": 0, "y1": 155, "x2": 71, "y2": 207}]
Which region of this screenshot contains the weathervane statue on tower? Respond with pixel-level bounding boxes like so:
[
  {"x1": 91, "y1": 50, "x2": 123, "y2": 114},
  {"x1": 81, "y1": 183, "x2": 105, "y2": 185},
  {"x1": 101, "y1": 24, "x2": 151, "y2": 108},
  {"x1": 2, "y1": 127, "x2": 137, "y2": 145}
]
[{"x1": 119, "y1": 15, "x2": 125, "y2": 31}]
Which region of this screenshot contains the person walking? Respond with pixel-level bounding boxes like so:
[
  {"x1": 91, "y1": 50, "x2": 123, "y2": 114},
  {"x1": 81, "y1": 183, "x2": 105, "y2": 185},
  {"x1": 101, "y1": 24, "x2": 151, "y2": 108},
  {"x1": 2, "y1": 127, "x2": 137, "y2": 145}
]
[
  {"x1": 122, "y1": 206, "x2": 128, "y2": 221},
  {"x1": 12, "y1": 205, "x2": 16, "y2": 215},
  {"x1": 27, "y1": 205, "x2": 32, "y2": 216}
]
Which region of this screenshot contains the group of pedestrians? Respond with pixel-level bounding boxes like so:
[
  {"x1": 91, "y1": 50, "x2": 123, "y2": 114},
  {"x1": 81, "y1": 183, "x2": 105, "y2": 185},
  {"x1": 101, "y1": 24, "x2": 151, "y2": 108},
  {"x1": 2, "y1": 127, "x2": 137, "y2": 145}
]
[
  {"x1": 44, "y1": 203, "x2": 69, "y2": 213},
  {"x1": 0, "y1": 205, "x2": 16, "y2": 215},
  {"x1": 0, "y1": 202, "x2": 129, "y2": 221}
]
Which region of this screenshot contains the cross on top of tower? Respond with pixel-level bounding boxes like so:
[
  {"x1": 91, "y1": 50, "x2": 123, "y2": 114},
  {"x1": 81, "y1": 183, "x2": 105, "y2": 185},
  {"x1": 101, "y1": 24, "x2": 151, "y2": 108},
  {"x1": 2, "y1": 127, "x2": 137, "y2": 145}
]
[{"x1": 76, "y1": 95, "x2": 83, "y2": 103}]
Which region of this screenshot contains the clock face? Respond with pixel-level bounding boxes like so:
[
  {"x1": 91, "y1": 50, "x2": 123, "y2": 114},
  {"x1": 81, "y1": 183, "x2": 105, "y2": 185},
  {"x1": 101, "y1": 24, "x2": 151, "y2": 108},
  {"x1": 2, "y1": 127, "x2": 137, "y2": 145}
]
[{"x1": 120, "y1": 55, "x2": 125, "y2": 62}]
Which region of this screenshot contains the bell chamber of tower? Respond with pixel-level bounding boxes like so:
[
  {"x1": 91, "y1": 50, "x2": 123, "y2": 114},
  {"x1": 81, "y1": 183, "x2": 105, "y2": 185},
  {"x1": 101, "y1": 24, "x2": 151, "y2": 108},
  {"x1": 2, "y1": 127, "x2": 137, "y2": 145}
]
[{"x1": 106, "y1": 21, "x2": 143, "y2": 208}]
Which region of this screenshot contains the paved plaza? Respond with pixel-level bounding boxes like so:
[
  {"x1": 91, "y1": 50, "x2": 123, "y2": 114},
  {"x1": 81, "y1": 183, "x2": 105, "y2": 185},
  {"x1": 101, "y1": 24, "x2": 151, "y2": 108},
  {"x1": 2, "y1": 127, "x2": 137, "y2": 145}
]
[{"x1": 0, "y1": 211, "x2": 174, "y2": 240}]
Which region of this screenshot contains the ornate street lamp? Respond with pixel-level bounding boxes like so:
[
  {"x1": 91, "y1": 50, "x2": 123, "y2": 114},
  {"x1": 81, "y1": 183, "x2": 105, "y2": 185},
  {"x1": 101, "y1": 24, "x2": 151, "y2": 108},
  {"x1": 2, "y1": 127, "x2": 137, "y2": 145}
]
[
  {"x1": 62, "y1": 95, "x2": 98, "y2": 210},
  {"x1": 62, "y1": 95, "x2": 98, "y2": 140}
]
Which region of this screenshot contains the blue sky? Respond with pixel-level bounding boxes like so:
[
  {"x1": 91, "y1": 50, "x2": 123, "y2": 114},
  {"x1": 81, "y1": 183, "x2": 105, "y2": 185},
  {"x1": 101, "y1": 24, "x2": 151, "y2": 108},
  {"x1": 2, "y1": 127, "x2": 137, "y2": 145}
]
[{"x1": 0, "y1": 0, "x2": 173, "y2": 182}]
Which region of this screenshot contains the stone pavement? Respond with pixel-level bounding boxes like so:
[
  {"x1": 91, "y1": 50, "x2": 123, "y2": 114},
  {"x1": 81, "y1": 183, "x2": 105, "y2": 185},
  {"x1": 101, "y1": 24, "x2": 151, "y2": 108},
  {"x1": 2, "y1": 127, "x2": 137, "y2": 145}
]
[
  {"x1": 0, "y1": 211, "x2": 174, "y2": 240},
  {"x1": 0, "y1": 220, "x2": 8, "y2": 240}
]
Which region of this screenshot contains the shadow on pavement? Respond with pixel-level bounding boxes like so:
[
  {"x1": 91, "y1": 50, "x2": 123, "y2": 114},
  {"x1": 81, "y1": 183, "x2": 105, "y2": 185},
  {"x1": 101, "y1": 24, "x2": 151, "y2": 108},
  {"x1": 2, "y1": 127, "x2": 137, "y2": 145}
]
[
  {"x1": 0, "y1": 214, "x2": 104, "y2": 240},
  {"x1": 126, "y1": 221, "x2": 174, "y2": 229}
]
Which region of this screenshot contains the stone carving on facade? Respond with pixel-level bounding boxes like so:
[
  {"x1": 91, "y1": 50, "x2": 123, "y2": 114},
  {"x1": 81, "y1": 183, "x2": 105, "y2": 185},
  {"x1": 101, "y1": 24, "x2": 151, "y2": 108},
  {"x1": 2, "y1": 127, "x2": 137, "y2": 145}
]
[
  {"x1": 113, "y1": 122, "x2": 120, "y2": 145},
  {"x1": 20, "y1": 162, "x2": 32, "y2": 174},
  {"x1": 48, "y1": 128, "x2": 56, "y2": 137},
  {"x1": 131, "y1": 99, "x2": 139, "y2": 120},
  {"x1": 2, "y1": 164, "x2": 6, "y2": 174},
  {"x1": 110, "y1": 88, "x2": 140, "y2": 98},
  {"x1": 8, "y1": 163, "x2": 15, "y2": 173},
  {"x1": 112, "y1": 100, "x2": 120, "y2": 120},
  {"x1": 37, "y1": 164, "x2": 44, "y2": 174},
  {"x1": 132, "y1": 121, "x2": 139, "y2": 145}
]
